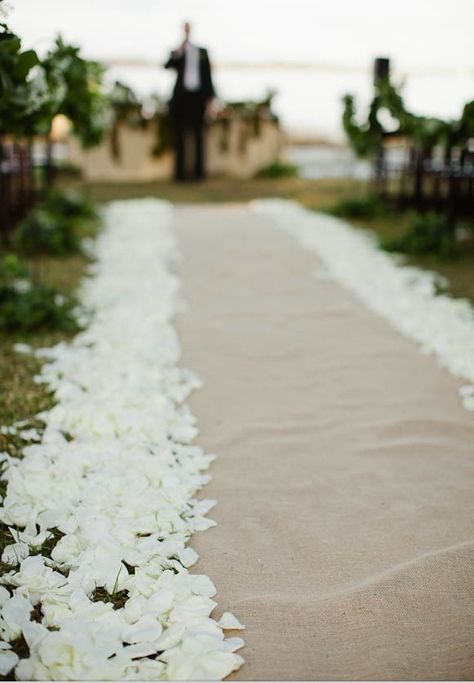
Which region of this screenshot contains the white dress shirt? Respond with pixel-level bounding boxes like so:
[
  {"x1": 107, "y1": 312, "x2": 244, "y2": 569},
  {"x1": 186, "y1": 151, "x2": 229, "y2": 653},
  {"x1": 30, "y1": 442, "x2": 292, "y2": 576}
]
[{"x1": 183, "y1": 42, "x2": 201, "y2": 91}]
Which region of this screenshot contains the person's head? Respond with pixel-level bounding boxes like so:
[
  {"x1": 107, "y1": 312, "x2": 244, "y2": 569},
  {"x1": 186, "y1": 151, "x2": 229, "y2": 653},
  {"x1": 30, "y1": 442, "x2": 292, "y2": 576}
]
[{"x1": 183, "y1": 21, "x2": 191, "y2": 41}]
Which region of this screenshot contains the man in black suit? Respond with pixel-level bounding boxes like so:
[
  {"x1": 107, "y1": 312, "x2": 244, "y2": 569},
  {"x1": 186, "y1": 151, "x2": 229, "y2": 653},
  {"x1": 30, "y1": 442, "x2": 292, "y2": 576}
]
[{"x1": 165, "y1": 22, "x2": 215, "y2": 181}]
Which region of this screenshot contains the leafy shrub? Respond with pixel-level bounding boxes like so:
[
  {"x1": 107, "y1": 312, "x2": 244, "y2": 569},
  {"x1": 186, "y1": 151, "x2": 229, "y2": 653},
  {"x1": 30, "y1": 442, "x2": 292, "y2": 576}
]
[
  {"x1": 44, "y1": 190, "x2": 97, "y2": 223},
  {"x1": 15, "y1": 208, "x2": 80, "y2": 256},
  {"x1": 0, "y1": 255, "x2": 78, "y2": 332},
  {"x1": 256, "y1": 160, "x2": 299, "y2": 179},
  {"x1": 328, "y1": 194, "x2": 390, "y2": 219},
  {"x1": 14, "y1": 191, "x2": 97, "y2": 256},
  {"x1": 381, "y1": 211, "x2": 456, "y2": 258}
]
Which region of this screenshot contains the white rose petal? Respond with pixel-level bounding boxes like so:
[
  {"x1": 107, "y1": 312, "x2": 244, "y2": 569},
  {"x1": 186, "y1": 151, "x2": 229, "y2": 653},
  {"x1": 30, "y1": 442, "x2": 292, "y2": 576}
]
[
  {"x1": 1, "y1": 594, "x2": 33, "y2": 641},
  {"x1": 0, "y1": 587, "x2": 11, "y2": 608},
  {"x1": 166, "y1": 649, "x2": 244, "y2": 681},
  {"x1": 0, "y1": 647, "x2": 19, "y2": 676},
  {"x1": 177, "y1": 546, "x2": 199, "y2": 568},
  {"x1": 218, "y1": 611, "x2": 245, "y2": 630},
  {"x1": 2, "y1": 542, "x2": 30, "y2": 566},
  {"x1": 223, "y1": 636, "x2": 245, "y2": 652},
  {"x1": 122, "y1": 615, "x2": 163, "y2": 644}
]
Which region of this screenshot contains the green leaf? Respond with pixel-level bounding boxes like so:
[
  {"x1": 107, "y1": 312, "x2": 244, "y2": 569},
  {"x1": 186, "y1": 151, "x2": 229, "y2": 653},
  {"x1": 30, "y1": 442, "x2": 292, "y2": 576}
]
[
  {"x1": 15, "y1": 49, "x2": 39, "y2": 79},
  {"x1": 0, "y1": 35, "x2": 21, "y2": 55}
]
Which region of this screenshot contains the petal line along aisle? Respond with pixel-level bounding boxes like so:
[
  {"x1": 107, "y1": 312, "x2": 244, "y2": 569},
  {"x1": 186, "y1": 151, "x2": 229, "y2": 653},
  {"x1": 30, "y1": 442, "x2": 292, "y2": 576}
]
[{"x1": 0, "y1": 199, "x2": 244, "y2": 681}]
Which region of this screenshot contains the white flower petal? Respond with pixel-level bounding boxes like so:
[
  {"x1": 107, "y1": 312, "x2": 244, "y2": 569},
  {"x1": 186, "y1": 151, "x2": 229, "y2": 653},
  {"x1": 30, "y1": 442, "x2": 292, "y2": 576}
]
[
  {"x1": 1, "y1": 594, "x2": 33, "y2": 640},
  {"x1": 0, "y1": 587, "x2": 11, "y2": 608},
  {"x1": 0, "y1": 648, "x2": 19, "y2": 676},
  {"x1": 2, "y1": 542, "x2": 30, "y2": 565},
  {"x1": 223, "y1": 636, "x2": 245, "y2": 652},
  {"x1": 122, "y1": 615, "x2": 162, "y2": 644},
  {"x1": 218, "y1": 611, "x2": 245, "y2": 630}
]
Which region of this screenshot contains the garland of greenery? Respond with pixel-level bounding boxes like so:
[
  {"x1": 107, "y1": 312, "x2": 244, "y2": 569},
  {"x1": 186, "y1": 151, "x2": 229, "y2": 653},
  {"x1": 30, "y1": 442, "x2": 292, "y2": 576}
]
[
  {"x1": 108, "y1": 81, "x2": 145, "y2": 159},
  {"x1": 343, "y1": 76, "x2": 474, "y2": 158}
]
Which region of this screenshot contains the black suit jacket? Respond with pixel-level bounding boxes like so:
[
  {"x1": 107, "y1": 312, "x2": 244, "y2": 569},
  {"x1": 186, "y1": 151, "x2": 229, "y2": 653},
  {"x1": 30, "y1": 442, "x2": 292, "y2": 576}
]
[{"x1": 164, "y1": 46, "x2": 215, "y2": 102}]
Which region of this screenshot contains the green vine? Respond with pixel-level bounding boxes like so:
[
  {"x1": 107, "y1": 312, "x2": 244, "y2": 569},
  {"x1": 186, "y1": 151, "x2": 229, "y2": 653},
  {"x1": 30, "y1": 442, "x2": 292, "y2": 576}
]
[{"x1": 343, "y1": 76, "x2": 474, "y2": 158}]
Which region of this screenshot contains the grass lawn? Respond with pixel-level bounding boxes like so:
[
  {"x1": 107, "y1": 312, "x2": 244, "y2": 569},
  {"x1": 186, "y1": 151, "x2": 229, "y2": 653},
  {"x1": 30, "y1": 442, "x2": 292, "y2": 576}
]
[
  {"x1": 0, "y1": 252, "x2": 89, "y2": 454},
  {"x1": 80, "y1": 175, "x2": 367, "y2": 209}
]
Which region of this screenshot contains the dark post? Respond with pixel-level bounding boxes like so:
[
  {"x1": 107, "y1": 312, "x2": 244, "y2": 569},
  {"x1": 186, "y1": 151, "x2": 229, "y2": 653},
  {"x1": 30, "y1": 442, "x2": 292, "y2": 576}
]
[
  {"x1": 413, "y1": 146, "x2": 424, "y2": 208},
  {"x1": 372, "y1": 58, "x2": 391, "y2": 197},
  {"x1": 26, "y1": 140, "x2": 35, "y2": 210},
  {"x1": 0, "y1": 139, "x2": 9, "y2": 246},
  {"x1": 44, "y1": 135, "x2": 54, "y2": 194},
  {"x1": 374, "y1": 57, "x2": 390, "y2": 85}
]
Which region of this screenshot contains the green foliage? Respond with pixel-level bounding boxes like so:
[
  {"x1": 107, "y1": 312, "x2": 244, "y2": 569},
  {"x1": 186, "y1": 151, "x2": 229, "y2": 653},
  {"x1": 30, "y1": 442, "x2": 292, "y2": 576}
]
[
  {"x1": 0, "y1": 254, "x2": 78, "y2": 332},
  {"x1": 44, "y1": 189, "x2": 97, "y2": 223},
  {"x1": 329, "y1": 194, "x2": 391, "y2": 219},
  {"x1": 14, "y1": 209, "x2": 80, "y2": 256},
  {"x1": 1, "y1": 23, "x2": 108, "y2": 144},
  {"x1": 151, "y1": 100, "x2": 172, "y2": 158},
  {"x1": 152, "y1": 111, "x2": 172, "y2": 157},
  {"x1": 223, "y1": 91, "x2": 277, "y2": 121},
  {"x1": 381, "y1": 211, "x2": 456, "y2": 258},
  {"x1": 41, "y1": 36, "x2": 107, "y2": 147},
  {"x1": 108, "y1": 81, "x2": 146, "y2": 159},
  {"x1": 459, "y1": 100, "x2": 474, "y2": 139},
  {"x1": 221, "y1": 92, "x2": 279, "y2": 139},
  {"x1": 0, "y1": 22, "x2": 42, "y2": 135},
  {"x1": 342, "y1": 94, "x2": 381, "y2": 157},
  {"x1": 343, "y1": 75, "x2": 474, "y2": 158},
  {"x1": 0, "y1": 253, "x2": 28, "y2": 284},
  {"x1": 14, "y1": 191, "x2": 97, "y2": 256},
  {"x1": 109, "y1": 81, "x2": 143, "y2": 125},
  {"x1": 256, "y1": 160, "x2": 299, "y2": 179}
]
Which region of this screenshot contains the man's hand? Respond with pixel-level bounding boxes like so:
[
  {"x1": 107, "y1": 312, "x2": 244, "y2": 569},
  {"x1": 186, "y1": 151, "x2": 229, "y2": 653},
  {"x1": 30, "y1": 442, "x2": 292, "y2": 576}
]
[
  {"x1": 175, "y1": 39, "x2": 188, "y2": 56},
  {"x1": 206, "y1": 98, "x2": 220, "y2": 118}
]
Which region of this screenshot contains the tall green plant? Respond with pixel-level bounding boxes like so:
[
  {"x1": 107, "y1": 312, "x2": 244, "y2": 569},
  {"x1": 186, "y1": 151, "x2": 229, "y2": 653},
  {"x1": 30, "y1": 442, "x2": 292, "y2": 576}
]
[
  {"x1": 0, "y1": 23, "x2": 42, "y2": 136},
  {"x1": 0, "y1": 25, "x2": 108, "y2": 144},
  {"x1": 41, "y1": 37, "x2": 107, "y2": 147}
]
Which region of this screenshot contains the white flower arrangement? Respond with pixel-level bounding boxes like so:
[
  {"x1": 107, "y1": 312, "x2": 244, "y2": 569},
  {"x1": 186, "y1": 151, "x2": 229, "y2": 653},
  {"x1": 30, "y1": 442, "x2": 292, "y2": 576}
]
[{"x1": 0, "y1": 199, "x2": 244, "y2": 680}]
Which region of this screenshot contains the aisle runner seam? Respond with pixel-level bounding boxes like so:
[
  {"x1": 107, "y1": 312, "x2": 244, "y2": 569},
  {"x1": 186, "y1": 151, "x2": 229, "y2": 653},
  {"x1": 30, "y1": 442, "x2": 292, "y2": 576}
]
[
  {"x1": 252, "y1": 199, "x2": 474, "y2": 412},
  {"x1": 0, "y1": 199, "x2": 244, "y2": 681}
]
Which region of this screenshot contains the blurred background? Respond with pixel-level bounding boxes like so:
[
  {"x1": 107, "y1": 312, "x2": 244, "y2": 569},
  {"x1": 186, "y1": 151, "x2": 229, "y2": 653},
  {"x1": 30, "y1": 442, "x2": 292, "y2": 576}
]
[{"x1": 9, "y1": 0, "x2": 474, "y2": 178}]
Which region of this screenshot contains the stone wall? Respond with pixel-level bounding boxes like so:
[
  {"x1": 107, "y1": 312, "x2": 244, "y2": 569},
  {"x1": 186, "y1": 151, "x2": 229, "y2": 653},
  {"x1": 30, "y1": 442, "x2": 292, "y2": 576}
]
[{"x1": 67, "y1": 116, "x2": 282, "y2": 182}]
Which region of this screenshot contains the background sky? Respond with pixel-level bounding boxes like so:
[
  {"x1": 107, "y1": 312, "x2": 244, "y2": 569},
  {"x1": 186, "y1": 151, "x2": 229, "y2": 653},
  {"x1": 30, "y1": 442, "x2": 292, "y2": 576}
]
[
  {"x1": 8, "y1": 0, "x2": 474, "y2": 139},
  {"x1": 9, "y1": 0, "x2": 474, "y2": 67}
]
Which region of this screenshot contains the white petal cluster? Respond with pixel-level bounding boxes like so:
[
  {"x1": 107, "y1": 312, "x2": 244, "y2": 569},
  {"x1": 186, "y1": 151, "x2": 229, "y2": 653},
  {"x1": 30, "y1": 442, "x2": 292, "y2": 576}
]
[
  {"x1": 253, "y1": 199, "x2": 474, "y2": 410},
  {"x1": 0, "y1": 199, "x2": 244, "y2": 680}
]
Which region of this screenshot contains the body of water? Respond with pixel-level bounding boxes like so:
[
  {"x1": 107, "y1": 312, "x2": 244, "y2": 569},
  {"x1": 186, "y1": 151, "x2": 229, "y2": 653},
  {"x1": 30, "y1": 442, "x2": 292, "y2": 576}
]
[{"x1": 286, "y1": 144, "x2": 371, "y2": 179}]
